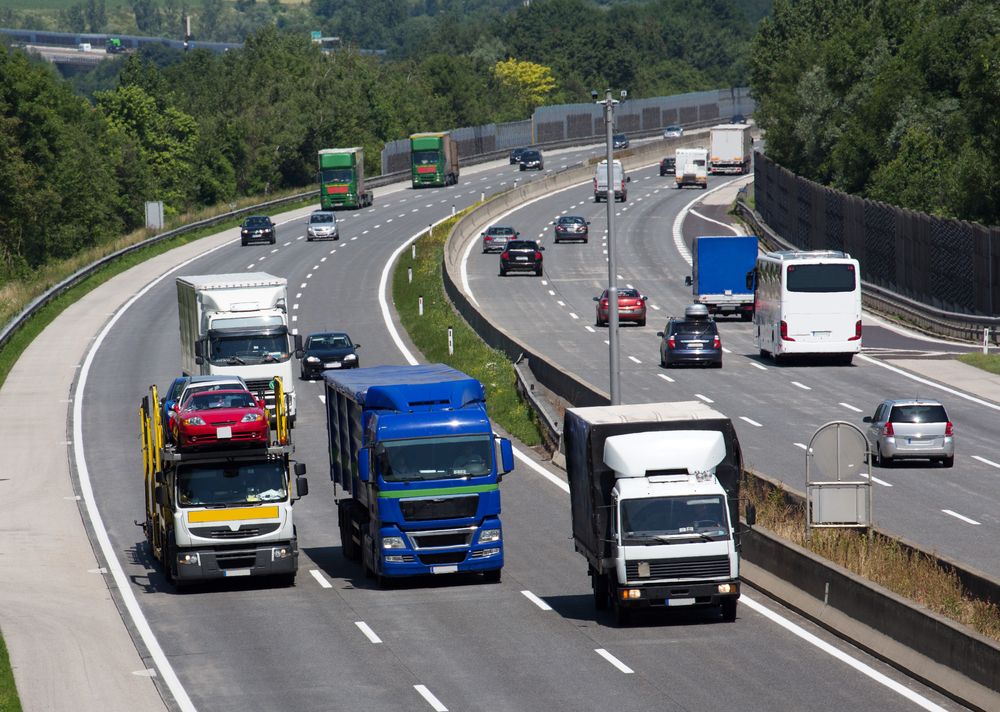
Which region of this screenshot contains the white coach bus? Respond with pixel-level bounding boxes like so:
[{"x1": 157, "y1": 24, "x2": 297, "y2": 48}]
[{"x1": 750, "y1": 250, "x2": 862, "y2": 364}]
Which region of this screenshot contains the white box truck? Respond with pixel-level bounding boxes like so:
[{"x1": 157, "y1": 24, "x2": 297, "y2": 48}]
[
  {"x1": 709, "y1": 124, "x2": 753, "y2": 174},
  {"x1": 176, "y1": 273, "x2": 301, "y2": 422},
  {"x1": 675, "y1": 147, "x2": 708, "y2": 189},
  {"x1": 565, "y1": 402, "x2": 751, "y2": 625},
  {"x1": 594, "y1": 159, "x2": 630, "y2": 202}
]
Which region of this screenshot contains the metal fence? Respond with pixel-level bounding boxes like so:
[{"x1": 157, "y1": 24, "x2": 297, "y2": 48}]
[
  {"x1": 754, "y1": 153, "x2": 1000, "y2": 317},
  {"x1": 381, "y1": 87, "x2": 754, "y2": 174}
]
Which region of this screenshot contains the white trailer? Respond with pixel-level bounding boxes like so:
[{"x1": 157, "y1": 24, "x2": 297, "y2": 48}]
[
  {"x1": 675, "y1": 147, "x2": 709, "y2": 189},
  {"x1": 709, "y1": 124, "x2": 753, "y2": 174},
  {"x1": 176, "y1": 273, "x2": 301, "y2": 421}
]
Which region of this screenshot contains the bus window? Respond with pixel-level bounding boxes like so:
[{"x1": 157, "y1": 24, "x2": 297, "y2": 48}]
[{"x1": 786, "y1": 264, "x2": 856, "y2": 293}]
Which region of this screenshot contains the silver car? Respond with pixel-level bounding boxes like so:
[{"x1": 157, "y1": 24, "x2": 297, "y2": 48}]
[
  {"x1": 307, "y1": 210, "x2": 339, "y2": 241},
  {"x1": 863, "y1": 399, "x2": 954, "y2": 467},
  {"x1": 663, "y1": 124, "x2": 684, "y2": 138}
]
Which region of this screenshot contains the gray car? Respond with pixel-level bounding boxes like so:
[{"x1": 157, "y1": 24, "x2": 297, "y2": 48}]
[
  {"x1": 307, "y1": 210, "x2": 339, "y2": 241},
  {"x1": 863, "y1": 399, "x2": 954, "y2": 467}
]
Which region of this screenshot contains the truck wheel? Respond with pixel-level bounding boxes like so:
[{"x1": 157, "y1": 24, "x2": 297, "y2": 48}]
[
  {"x1": 483, "y1": 569, "x2": 501, "y2": 584},
  {"x1": 165, "y1": 531, "x2": 179, "y2": 586},
  {"x1": 592, "y1": 573, "x2": 609, "y2": 610},
  {"x1": 339, "y1": 502, "x2": 360, "y2": 561},
  {"x1": 721, "y1": 597, "x2": 738, "y2": 622}
]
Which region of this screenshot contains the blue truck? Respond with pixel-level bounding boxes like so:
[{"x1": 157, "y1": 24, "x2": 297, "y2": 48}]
[
  {"x1": 689, "y1": 235, "x2": 759, "y2": 320},
  {"x1": 324, "y1": 364, "x2": 514, "y2": 585}
]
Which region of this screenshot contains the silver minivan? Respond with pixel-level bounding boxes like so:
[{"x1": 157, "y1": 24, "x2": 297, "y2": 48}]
[{"x1": 863, "y1": 399, "x2": 954, "y2": 467}]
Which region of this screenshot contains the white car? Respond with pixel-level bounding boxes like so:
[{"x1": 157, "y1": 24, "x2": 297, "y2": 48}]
[
  {"x1": 663, "y1": 125, "x2": 684, "y2": 138},
  {"x1": 306, "y1": 210, "x2": 339, "y2": 241}
]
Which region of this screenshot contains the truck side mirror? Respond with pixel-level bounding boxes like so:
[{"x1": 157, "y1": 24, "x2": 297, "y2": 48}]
[
  {"x1": 745, "y1": 270, "x2": 756, "y2": 290},
  {"x1": 194, "y1": 340, "x2": 204, "y2": 365},
  {"x1": 294, "y1": 333, "x2": 303, "y2": 351},
  {"x1": 295, "y1": 476, "x2": 309, "y2": 498},
  {"x1": 498, "y1": 438, "x2": 514, "y2": 475},
  {"x1": 357, "y1": 447, "x2": 371, "y2": 483},
  {"x1": 155, "y1": 485, "x2": 168, "y2": 507},
  {"x1": 685, "y1": 275, "x2": 692, "y2": 286},
  {"x1": 295, "y1": 462, "x2": 307, "y2": 476},
  {"x1": 745, "y1": 503, "x2": 757, "y2": 527}
]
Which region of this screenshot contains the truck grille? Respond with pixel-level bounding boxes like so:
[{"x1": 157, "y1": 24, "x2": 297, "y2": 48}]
[
  {"x1": 400, "y1": 495, "x2": 478, "y2": 522},
  {"x1": 626, "y1": 555, "x2": 731, "y2": 580},
  {"x1": 190, "y1": 523, "x2": 281, "y2": 540},
  {"x1": 418, "y1": 551, "x2": 467, "y2": 565},
  {"x1": 410, "y1": 528, "x2": 475, "y2": 550}
]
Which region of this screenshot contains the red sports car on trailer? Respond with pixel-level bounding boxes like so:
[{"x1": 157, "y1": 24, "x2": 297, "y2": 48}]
[{"x1": 171, "y1": 389, "x2": 268, "y2": 449}]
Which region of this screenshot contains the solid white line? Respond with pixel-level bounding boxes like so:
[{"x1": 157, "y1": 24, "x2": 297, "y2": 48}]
[
  {"x1": 595, "y1": 648, "x2": 634, "y2": 674},
  {"x1": 741, "y1": 416, "x2": 763, "y2": 427},
  {"x1": 628, "y1": 356, "x2": 641, "y2": 364},
  {"x1": 722, "y1": 347, "x2": 732, "y2": 354},
  {"x1": 694, "y1": 393, "x2": 714, "y2": 403},
  {"x1": 750, "y1": 362, "x2": 767, "y2": 371},
  {"x1": 794, "y1": 442, "x2": 808, "y2": 450},
  {"x1": 791, "y1": 381, "x2": 811, "y2": 390},
  {"x1": 657, "y1": 373, "x2": 675, "y2": 383},
  {"x1": 942, "y1": 509, "x2": 981, "y2": 525},
  {"x1": 860, "y1": 473, "x2": 893, "y2": 487},
  {"x1": 354, "y1": 621, "x2": 383, "y2": 644},
  {"x1": 310, "y1": 570, "x2": 333, "y2": 589},
  {"x1": 972, "y1": 455, "x2": 1000, "y2": 469},
  {"x1": 514, "y1": 448, "x2": 569, "y2": 493},
  {"x1": 414, "y1": 685, "x2": 448, "y2": 711},
  {"x1": 741, "y1": 595, "x2": 948, "y2": 711},
  {"x1": 520, "y1": 590, "x2": 553, "y2": 611},
  {"x1": 839, "y1": 402, "x2": 863, "y2": 413}
]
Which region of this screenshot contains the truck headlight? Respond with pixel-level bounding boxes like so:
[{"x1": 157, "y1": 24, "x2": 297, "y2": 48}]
[
  {"x1": 271, "y1": 547, "x2": 292, "y2": 560},
  {"x1": 241, "y1": 413, "x2": 262, "y2": 422},
  {"x1": 344, "y1": 353, "x2": 357, "y2": 361},
  {"x1": 179, "y1": 553, "x2": 201, "y2": 566},
  {"x1": 183, "y1": 416, "x2": 206, "y2": 426},
  {"x1": 478, "y1": 528, "x2": 501, "y2": 543},
  {"x1": 382, "y1": 536, "x2": 406, "y2": 550},
  {"x1": 718, "y1": 583, "x2": 737, "y2": 594},
  {"x1": 622, "y1": 589, "x2": 642, "y2": 600}
]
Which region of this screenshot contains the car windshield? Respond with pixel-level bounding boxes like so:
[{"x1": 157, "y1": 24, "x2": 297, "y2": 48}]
[
  {"x1": 184, "y1": 391, "x2": 257, "y2": 410},
  {"x1": 672, "y1": 320, "x2": 717, "y2": 337},
  {"x1": 666, "y1": 125, "x2": 681, "y2": 132},
  {"x1": 889, "y1": 405, "x2": 947, "y2": 423},
  {"x1": 488, "y1": 227, "x2": 515, "y2": 235},
  {"x1": 308, "y1": 334, "x2": 351, "y2": 349},
  {"x1": 177, "y1": 461, "x2": 287, "y2": 506},
  {"x1": 209, "y1": 333, "x2": 290, "y2": 365},
  {"x1": 320, "y1": 169, "x2": 353, "y2": 182},
  {"x1": 412, "y1": 150, "x2": 440, "y2": 165},
  {"x1": 620, "y1": 495, "x2": 728, "y2": 543},
  {"x1": 310, "y1": 213, "x2": 335, "y2": 224},
  {"x1": 375, "y1": 434, "x2": 493, "y2": 481},
  {"x1": 244, "y1": 217, "x2": 269, "y2": 227},
  {"x1": 614, "y1": 134, "x2": 626, "y2": 141},
  {"x1": 507, "y1": 240, "x2": 538, "y2": 250},
  {"x1": 522, "y1": 151, "x2": 540, "y2": 159},
  {"x1": 559, "y1": 217, "x2": 584, "y2": 225}
]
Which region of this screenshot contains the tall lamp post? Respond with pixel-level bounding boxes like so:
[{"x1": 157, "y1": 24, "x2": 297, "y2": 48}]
[{"x1": 593, "y1": 88, "x2": 627, "y2": 404}]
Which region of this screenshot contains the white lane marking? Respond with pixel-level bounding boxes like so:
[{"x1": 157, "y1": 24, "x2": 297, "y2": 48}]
[
  {"x1": 603, "y1": 340, "x2": 610, "y2": 345},
  {"x1": 270, "y1": 248, "x2": 278, "y2": 254},
  {"x1": 548, "y1": 290, "x2": 556, "y2": 296},
  {"x1": 354, "y1": 621, "x2": 383, "y2": 644},
  {"x1": 74, "y1": 238, "x2": 249, "y2": 712},
  {"x1": 694, "y1": 393, "x2": 713, "y2": 403},
  {"x1": 320, "y1": 257, "x2": 327, "y2": 262},
  {"x1": 291, "y1": 315, "x2": 298, "y2": 322},
  {"x1": 312, "y1": 264, "x2": 320, "y2": 270},
  {"x1": 741, "y1": 595, "x2": 948, "y2": 711},
  {"x1": 585, "y1": 326, "x2": 596, "y2": 333},
  {"x1": 310, "y1": 570, "x2": 333, "y2": 589},
  {"x1": 307, "y1": 273, "x2": 313, "y2": 278},
  {"x1": 722, "y1": 347, "x2": 732, "y2": 354},
  {"x1": 292, "y1": 303, "x2": 299, "y2": 310},
  {"x1": 351, "y1": 236, "x2": 357, "y2": 241},
  {"x1": 672, "y1": 178, "x2": 751, "y2": 265},
  {"x1": 292, "y1": 328, "x2": 298, "y2": 335},
  {"x1": 741, "y1": 416, "x2": 763, "y2": 427},
  {"x1": 839, "y1": 402, "x2": 863, "y2": 413},
  {"x1": 295, "y1": 292, "x2": 302, "y2": 298},
  {"x1": 972, "y1": 455, "x2": 1000, "y2": 468},
  {"x1": 257, "y1": 256, "x2": 266, "y2": 261},
  {"x1": 651, "y1": 304, "x2": 661, "y2": 310},
  {"x1": 557, "y1": 300, "x2": 565, "y2": 307},
  {"x1": 318, "y1": 394, "x2": 326, "y2": 403},
  {"x1": 362, "y1": 230, "x2": 369, "y2": 235},
  {"x1": 751, "y1": 362, "x2": 767, "y2": 371},
  {"x1": 246, "y1": 263, "x2": 254, "y2": 269},
  {"x1": 569, "y1": 313, "x2": 579, "y2": 320},
  {"x1": 300, "y1": 282, "x2": 307, "y2": 288},
  {"x1": 296, "y1": 235, "x2": 305, "y2": 240},
  {"x1": 942, "y1": 509, "x2": 981, "y2": 525},
  {"x1": 374, "y1": 224, "x2": 381, "y2": 229},
  {"x1": 628, "y1": 356, "x2": 641, "y2": 364},
  {"x1": 595, "y1": 649, "x2": 634, "y2": 674},
  {"x1": 791, "y1": 381, "x2": 811, "y2": 390},
  {"x1": 658, "y1": 373, "x2": 675, "y2": 383},
  {"x1": 283, "y1": 241, "x2": 291, "y2": 246},
  {"x1": 861, "y1": 473, "x2": 893, "y2": 487},
  {"x1": 541, "y1": 279, "x2": 549, "y2": 285},
  {"x1": 857, "y1": 353, "x2": 1000, "y2": 412},
  {"x1": 387, "y1": 218, "x2": 394, "y2": 223},
  {"x1": 521, "y1": 590, "x2": 553, "y2": 611},
  {"x1": 414, "y1": 685, "x2": 448, "y2": 712},
  {"x1": 794, "y1": 442, "x2": 808, "y2": 450}
]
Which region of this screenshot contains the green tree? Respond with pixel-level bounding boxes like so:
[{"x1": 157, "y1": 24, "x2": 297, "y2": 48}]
[{"x1": 493, "y1": 58, "x2": 557, "y2": 115}]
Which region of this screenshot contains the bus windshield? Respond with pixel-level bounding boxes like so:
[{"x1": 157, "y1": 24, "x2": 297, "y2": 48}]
[{"x1": 786, "y1": 263, "x2": 856, "y2": 293}]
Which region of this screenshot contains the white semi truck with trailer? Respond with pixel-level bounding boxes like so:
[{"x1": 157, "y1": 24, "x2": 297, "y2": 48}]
[
  {"x1": 709, "y1": 123, "x2": 753, "y2": 174},
  {"x1": 565, "y1": 402, "x2": 751, "y2": 624},
  {"x1": 176, "y1": 273, "x2": 301, "y2": 422}
]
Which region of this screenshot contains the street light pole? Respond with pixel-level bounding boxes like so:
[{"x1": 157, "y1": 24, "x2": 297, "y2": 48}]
[{"x1": 601, "y1": 89, "x2": 621, "y2": 404}]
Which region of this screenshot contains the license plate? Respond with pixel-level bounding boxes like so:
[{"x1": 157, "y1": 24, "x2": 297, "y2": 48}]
[
  {"x1": 432, "y1": 565, "x2": 458, "y2": 574},
  {"x1": 686, "y1": 341, "x2": 703, "y2": 348},
  {"x1": 224, "y1": 569, "x2": 251, "y2": 577},
  {"x1": 813, "y1": 331, "x2": 831, "y2": 337},
  {"x1": 666, "y1": 597, "x2": 695, "y2": 606},
  {"x1": 516, "y1": 256, "x2": 528, "y2": 261},
  {"x1": 216, "y1": 426, "x2": 232, "y2": 439},
  {"x1": 325, "y1": 362, "x2": 341, "y2": 368}
]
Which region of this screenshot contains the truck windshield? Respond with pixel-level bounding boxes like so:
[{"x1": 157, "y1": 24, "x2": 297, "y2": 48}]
[
  {"x1": 321, "y1": 168, "x2": 353, "y2": 182},
  {"x1": 375, "y1": 435, "x2": 492, "y2": 481},
  {"x1": 619, "y1": 495, "x2": 728, "y2": 543},
  {"x1": 209, "y1": 333, "x2": 290, "y2": 365},
  {"x1": 412, "y1": 150, "x2": 440, "y2": 166},
  {"x1": 177, "y1": 461, "x2": 287, "y2": 506}
]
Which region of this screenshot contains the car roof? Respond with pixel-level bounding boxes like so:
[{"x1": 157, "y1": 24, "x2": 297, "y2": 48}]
[
  {"x1": 508, "y1": 239, "x2": 538, "y2": 248},
  {"x1": 245, "y1": 215, "x2": 269, "y2": 221},
  {"x1": 186, "y1": 375, "x2": 246, "y2": 384},
  {"x1": 558, "y1": 215, "x2": 585, "y2": 221},
  {"x1": 884, "y1": 399, "x2": 945, "y2": 408},
  {"x1": 310, "y1": 210, "x2": 335, "y2": 216},
  {"x1": 487, "y1": 225, "x2": 516, "y2": 232}
]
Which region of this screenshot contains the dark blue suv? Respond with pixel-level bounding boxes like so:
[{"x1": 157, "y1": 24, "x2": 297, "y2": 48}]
[{"x1": 657, "y1": 305, "x2": 722, "y2": 368}]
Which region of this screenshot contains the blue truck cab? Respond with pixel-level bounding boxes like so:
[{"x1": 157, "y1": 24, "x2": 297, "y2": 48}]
[{"x1": 324, "y1": 364, "x2": 514, "y2": 584}]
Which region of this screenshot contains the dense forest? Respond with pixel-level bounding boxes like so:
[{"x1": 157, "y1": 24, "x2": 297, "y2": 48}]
[
  {"x1": 750, "y1": 0, "x2": 1000, "y2": 225},
  {"x1": 0, "y1": 0, "x2": 762, "y2": 281}
]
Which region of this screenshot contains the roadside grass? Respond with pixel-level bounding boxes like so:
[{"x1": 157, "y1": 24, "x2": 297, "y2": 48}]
[
  {"x1": 0, "y1": 633, "x2": 21, "y2": 712},
  {"x1": 392, "y1": 216, "x2": 542, "y2": 447},
  {"x1": 957, "y1": 352, "x2": 1000, "y2": 375},
  {"x1": 744, "y1": 473, "x2": 1000, "y2": 642}
]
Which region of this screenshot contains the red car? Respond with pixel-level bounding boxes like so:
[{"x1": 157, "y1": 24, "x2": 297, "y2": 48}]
[
  {"x1": 172, "y1": 389, "x2": 268, "y2": 449},
  {"x1": 594, "y1": 287, "x2": 648, "y2": 327}
]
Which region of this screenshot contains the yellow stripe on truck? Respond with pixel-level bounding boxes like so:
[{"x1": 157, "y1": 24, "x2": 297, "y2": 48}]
[{"x1": 188, "y1": 506, "x2": 280, "y2": 523}]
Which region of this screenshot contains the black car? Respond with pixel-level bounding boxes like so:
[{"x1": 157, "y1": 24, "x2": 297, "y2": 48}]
[
  {"x1": 500, "y1": 239, "x2": 544, "y2": 277},
  {"x1": 241, "y1": 215, "x2": 276, "y2": 245},
  {"x1": 300, "y1": 332, "x2": 360, "y2": 379},
  {"x1": 659, "y1": 156, "x2": 676, "y2": 176},
  {"x1": 509, "y1": 147, "x2": 528, "y2": 164},
  {"x1": 553, "y1": 215, "x2": 589, "y2": 243},
  {"x1": 657, "y1": 304, "x2": 722, "y2": 367},
  {"x1": 730, "y1": 114, "x2": 747, "y2": 124},
  {"x1": 519, "y1": 149, "x2": 544, "y2": 171},
  {"x1": 612, "y1": 133, "x2": 630, "y2": 149}
]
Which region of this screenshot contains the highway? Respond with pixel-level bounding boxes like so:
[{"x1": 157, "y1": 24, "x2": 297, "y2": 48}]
[{"x1": 73, "y1": 147, "x2": 962, "y2": 710}]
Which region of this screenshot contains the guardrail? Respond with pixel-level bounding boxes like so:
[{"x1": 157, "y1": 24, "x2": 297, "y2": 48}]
[
  {"x1": 734, "y1": 189, "x2": 1000, "y2": 346},
  {"x1": 439, "y1": 142, "x2": 1000, "y2": 708}
]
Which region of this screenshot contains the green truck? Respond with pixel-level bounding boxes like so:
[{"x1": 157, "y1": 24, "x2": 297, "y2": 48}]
[
  {"x1": 410, "y1": 132, "x2": 460, "y2": 188},
  {"x1": 318, "y1": 148, "x2": 373, "y2": 209}
]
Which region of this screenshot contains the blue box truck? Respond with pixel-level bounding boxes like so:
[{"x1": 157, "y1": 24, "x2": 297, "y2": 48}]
[
  {"x1": 690, "y1": 235, "x2": 759, "y2": 320},
  {"x1": 324, "y1": 364, "x2": 514, "y2": 585}
]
